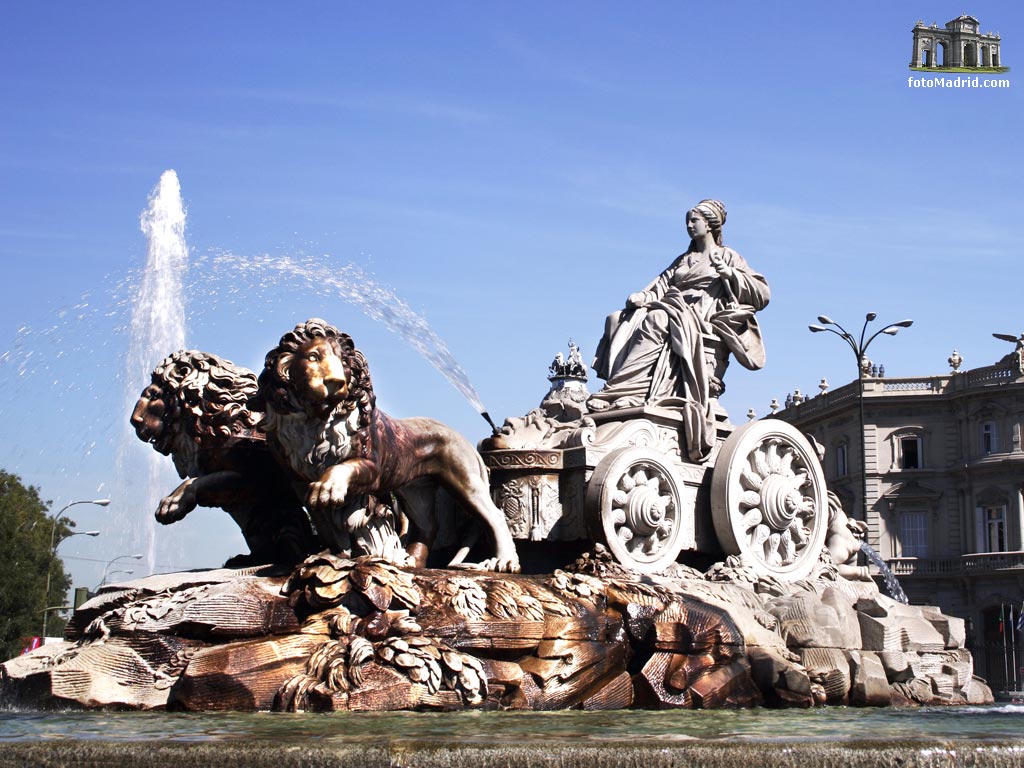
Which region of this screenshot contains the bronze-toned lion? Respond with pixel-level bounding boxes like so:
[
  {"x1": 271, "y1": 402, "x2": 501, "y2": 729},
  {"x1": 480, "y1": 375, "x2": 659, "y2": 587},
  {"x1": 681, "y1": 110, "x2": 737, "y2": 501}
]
[
  {"x1": 132, "y1": 350, "x2": 317, "y2": 567},
  {"x1": 258, "y1": 319, "x2": 520, "y2": 573}
]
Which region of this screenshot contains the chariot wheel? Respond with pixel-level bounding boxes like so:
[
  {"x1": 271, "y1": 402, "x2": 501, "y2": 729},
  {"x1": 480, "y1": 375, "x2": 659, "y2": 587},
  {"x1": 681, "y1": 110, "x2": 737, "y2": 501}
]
[
  {"x1": 711, "y1": 420, "x2": 828, "y2": 581},
  {"x1": 586, "y1": 446, "x2": 685, "y2": 573}
]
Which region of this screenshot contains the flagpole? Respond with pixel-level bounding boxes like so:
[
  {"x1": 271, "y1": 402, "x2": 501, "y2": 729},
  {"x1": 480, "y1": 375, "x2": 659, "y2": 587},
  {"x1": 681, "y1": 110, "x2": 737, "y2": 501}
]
[
  {"x1": 1003, "y1": 602, "x2": 1010, "y2": 693},
  {"x1": 1013, "y1": 602, "x2": 1021, "y2": 693}
]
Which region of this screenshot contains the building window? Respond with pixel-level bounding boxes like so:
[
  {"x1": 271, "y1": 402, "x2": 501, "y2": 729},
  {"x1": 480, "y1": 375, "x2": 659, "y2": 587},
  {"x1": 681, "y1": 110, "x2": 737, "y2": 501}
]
[
  {"x1": 981, "y1": 422, "x2": 998, "y2": 454},
  {"x1": 983, "y1": 505, "x2": 1007, "y2": 552},
  {"x1": 900, "y1": 436, "x2": 923, "y2": 469},
  {"x1": 835, "y1": 444, "x2": 848, "y2": 477},
  {"x1": 898, "y1": 511, "x2": 929, "y2": 557}
]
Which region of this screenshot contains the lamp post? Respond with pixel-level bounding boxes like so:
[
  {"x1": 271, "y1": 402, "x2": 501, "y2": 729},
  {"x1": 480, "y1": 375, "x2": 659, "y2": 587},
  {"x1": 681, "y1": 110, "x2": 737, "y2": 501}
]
[
  {"x1": 94, "y1": 569, "x2": 135, "y2": 591},
  {"x1": 42, "y1": 498, "x2": 110, "y2": 637},
  {"x1": 808, "y1": 314, "x2": 912, "y2": 521},
  {"x1": 98, "y1": 554, "x2": 144, "y2": 590}
]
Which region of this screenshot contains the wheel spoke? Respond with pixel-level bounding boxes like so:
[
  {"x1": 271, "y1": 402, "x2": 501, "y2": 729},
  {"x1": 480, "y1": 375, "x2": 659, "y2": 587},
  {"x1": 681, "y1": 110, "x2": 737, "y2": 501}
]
[{"x1": 740, "y1": 465, "x2": 763, "y2": 491}]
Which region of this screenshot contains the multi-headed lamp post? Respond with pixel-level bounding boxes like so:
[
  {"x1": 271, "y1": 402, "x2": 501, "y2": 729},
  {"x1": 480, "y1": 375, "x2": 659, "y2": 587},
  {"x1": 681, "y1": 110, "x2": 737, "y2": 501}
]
[
  {"x1": 42, "y1": 498, "x2": 110, "y2": 637},
  {"x1": 808, "y1": 314, "x2": 913, "y2": 521}
]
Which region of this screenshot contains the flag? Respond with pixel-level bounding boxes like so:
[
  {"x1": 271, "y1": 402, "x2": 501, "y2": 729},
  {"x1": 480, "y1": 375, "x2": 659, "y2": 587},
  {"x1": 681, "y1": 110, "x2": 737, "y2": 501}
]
[
  {"x1": 999, "y1": 604, "x2": 1005, "y2": 635},
  {"x1": 1018, "y1": 602, "x2": 1024, "y2": 632}
]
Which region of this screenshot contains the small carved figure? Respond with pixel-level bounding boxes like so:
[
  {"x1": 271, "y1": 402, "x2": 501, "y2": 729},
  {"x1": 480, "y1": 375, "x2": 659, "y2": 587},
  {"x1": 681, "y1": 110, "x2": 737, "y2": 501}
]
[
  {"x1": 590, "y1": 199, "x2": 770, "y2": 461},
  {"x1": 824, "y1": 491, "x2": 870, "y2": 581},
  {"x1": 259, "y1": 319, "x2": 521, "y2": 573},
  {"x1": 131, "y1": 350, "x2": 317, "y2": 566},
  {"x1": 548, "y1": 352, "x2": 565, "y2": 378},
  {"x1": 566, "y1": 339, "x2": 586, "y2": 378},
  {"x1": 994, "y1": 332, "x2": 1024, "y2": 374}
]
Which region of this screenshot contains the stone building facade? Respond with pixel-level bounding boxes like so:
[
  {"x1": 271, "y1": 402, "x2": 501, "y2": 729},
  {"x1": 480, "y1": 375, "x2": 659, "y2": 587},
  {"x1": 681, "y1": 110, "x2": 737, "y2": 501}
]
[
  {"x1": 774, "y1": 338, "x2": 1024, "y2": 691},
  {"x1": 911, "y1": 15, "x2": 1002, "y2": 69}
]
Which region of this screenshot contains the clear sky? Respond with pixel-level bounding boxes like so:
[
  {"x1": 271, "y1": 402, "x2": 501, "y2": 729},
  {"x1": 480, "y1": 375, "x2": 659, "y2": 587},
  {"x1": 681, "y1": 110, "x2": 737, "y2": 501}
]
[{"x1": 1, "y1": 2, "x2": 1020, "y2": 596}]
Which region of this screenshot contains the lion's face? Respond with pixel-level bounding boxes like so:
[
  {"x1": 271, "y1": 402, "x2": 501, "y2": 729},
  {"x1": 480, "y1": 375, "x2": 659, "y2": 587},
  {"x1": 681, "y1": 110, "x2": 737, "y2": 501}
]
[
  {"x1": 286, "y1": 337, "x2": 350, "y2": 417},
  {"x1": 131, "y1": 384, "x2": 174, "y2": 452}
]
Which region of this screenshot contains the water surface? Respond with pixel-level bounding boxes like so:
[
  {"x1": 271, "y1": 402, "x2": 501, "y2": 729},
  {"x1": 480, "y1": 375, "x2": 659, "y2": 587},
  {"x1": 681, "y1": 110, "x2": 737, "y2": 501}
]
[{"x1": 2, "y1": 705, "x2": 1023, "y2": 746}]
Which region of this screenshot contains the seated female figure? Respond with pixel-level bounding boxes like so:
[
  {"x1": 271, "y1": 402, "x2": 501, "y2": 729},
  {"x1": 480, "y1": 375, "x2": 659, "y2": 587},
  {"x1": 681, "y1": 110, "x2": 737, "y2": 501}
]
[{"x1": 589, "y1": 199, "x2": 770, "y2": 462}]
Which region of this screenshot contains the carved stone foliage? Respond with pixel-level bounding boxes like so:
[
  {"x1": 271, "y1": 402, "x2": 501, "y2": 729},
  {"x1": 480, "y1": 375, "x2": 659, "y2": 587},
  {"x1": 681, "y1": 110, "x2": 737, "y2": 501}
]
[{"x1": 0, "y1": 556, "x2": 992, "y2": 713}]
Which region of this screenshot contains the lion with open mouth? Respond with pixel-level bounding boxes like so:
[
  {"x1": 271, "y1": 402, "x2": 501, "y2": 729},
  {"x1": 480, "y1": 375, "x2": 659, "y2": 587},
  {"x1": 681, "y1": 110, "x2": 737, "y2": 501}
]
[{"x1": 258, "y1": 318, "x2": 521, "y2": 573}]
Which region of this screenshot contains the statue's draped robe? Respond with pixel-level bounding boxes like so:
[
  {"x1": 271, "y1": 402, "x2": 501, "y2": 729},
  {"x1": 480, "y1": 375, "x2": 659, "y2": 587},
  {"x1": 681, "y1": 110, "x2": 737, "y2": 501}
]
[{"x1": 591, "y1": 247, "x2": 770, "y2": 461}]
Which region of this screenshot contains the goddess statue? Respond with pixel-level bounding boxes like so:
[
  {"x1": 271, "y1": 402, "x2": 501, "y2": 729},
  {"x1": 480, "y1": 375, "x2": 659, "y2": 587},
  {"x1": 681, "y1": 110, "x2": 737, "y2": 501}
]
[{"x1": 589, "y1": 199, "x2": 770, "y2": 461}]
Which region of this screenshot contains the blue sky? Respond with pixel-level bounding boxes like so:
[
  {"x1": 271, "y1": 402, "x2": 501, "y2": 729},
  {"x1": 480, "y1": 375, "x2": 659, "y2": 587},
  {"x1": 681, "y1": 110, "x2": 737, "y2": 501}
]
[{"x1": 1, "y1": 2, "x2": 1020, "y2": 594}]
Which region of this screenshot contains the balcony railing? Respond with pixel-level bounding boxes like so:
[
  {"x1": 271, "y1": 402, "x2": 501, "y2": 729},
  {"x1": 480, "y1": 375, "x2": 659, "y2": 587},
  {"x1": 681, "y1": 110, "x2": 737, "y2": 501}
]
[
  {"x1": 774, "y1": 361, "x2": 1020, "y2": 421},
  {"x1": 885, "y1": 551, "x2": 1024, "y2": 576},
  {"x1": 962, "y1": 551, "x2": 1024, "y2": 573},
  {"x1": 886, "y1": 557, "x2": 960, "y2": 576}
]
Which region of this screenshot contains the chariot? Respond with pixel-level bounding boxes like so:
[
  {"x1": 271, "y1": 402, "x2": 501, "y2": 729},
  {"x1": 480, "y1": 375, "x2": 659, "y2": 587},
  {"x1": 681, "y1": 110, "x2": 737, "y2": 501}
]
[{"x1": 481, "y1": 339, "x2": 830, "y2": 580}]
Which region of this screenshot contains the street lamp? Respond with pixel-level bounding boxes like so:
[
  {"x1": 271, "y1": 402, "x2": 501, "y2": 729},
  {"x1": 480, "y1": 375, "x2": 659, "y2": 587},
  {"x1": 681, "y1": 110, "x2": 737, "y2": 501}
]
[
  {"x1": 42, "y1": 498, "x2": 110, "y2": 637},
  {"x1": 808, "y1": 314, "x2": 912, "y2": 521},
  {"x1": 94, "y1": 569, "x2": 135, "y2": 591},
  {"x1": 98, "y1": 554, "x2": 144, "y2": 589}
]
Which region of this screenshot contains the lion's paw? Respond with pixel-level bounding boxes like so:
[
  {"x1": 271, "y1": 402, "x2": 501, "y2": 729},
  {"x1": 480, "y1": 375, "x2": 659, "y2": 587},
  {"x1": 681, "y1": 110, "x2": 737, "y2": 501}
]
[{"x1": 471, "y1": 556, "x2": 522, "y2": 574}]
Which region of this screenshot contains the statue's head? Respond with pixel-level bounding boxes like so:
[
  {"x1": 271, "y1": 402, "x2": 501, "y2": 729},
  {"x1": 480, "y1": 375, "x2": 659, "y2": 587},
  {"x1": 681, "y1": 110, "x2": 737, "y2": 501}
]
[
  {"x1": 688, "y1": 199, "x2": 727, "y2": 246},
  {"x1": 259, "y1": 319, "x2": 375, "y2": 421}
]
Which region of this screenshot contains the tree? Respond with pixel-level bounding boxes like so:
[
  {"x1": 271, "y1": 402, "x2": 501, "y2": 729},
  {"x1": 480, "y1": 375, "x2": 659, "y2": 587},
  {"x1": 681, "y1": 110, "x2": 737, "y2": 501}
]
[{"x1": 0, "y1": 470, "x2": 71, "y2": 661}]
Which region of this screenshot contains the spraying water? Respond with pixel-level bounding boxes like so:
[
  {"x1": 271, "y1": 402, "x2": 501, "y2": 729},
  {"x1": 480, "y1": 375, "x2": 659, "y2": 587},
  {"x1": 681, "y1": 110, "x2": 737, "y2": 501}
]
[
  {"x1": 860, "y1": 541, "x2": 909, "y2": 604},
  {"x1": 198, "y1": 252, "x2": 490, "y2": 415},
  {"x1": 114, "y1": 170, "x2": 189, "y2": 574}
]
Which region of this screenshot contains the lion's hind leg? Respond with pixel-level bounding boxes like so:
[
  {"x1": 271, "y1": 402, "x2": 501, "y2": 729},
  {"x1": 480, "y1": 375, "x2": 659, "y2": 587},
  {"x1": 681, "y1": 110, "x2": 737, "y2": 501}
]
[{"x1": 440, "y1": 451, "x2": 520, "y2": 574}]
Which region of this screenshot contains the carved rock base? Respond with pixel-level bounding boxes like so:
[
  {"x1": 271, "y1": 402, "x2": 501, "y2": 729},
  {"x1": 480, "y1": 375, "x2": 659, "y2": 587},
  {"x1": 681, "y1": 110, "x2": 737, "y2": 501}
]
[{"x1": 0, "y1": 558, "x2": 993, "y2": 712}]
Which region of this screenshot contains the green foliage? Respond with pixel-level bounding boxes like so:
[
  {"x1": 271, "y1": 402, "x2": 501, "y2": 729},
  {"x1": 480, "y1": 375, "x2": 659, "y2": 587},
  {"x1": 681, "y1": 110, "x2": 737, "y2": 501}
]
[{"x1": 0, "y1": 470, "x2": 71, "y2": 661}]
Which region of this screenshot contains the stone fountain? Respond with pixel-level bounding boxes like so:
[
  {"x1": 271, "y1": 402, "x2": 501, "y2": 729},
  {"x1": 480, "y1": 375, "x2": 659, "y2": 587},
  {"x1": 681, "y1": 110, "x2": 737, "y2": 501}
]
[{"x1": 0, "y1": 199, "x2": 992, "y2": 713}]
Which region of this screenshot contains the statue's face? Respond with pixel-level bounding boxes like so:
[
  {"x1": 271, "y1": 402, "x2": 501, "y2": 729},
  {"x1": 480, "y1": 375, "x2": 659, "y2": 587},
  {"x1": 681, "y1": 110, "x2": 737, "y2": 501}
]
[
  {"x1": 288, "y1": 336, "x2": 348, "y2": 415},
  {"x1": 686, "y1": 209, "x2": 709, "y2": 239},
  {"x1": 131, "y1": 383, "x2": 172, "y2": 453}
]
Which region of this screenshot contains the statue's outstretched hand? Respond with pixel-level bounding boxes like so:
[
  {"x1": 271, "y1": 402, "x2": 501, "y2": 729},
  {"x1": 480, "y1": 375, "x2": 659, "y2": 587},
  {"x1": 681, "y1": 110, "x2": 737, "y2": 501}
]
[{"x1": 156, "y1": 478, "x2": 198, "y2": 524}]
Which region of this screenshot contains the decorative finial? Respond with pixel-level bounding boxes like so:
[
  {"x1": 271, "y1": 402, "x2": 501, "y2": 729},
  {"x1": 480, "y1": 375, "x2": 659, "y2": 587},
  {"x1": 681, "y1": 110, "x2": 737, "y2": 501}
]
[
  {"x1": 818, "y1": 377, "x2": 829, "y2": 395},
  {"x1": 769, "y1": 398, "x2": 780, "y2": 414},
  {"x1": 746, "y1": 408, "x2": 757, "y2": 421},
  {"x1": 948, "y1": 349, "x2": 963, "y2": 374},
  {"x1": 792, "y1": 389, "x2": 804, "y2": 405}
]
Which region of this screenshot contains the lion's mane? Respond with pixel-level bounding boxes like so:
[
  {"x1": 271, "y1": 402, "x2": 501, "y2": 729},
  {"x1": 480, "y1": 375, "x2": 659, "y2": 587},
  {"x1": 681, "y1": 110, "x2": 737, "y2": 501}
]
[
  {"x1": 150, "y1": 350, "x2": 261, "y2": 447},
  {"x1": 258, "y1": 320, "x2": 376, "y2": 475}
]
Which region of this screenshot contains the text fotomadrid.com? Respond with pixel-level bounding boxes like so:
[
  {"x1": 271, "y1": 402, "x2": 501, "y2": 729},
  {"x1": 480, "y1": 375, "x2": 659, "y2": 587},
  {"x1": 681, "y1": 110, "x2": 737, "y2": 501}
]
[{"x1": 907, "y1": 75, "x2": 1010, "y2": 88}]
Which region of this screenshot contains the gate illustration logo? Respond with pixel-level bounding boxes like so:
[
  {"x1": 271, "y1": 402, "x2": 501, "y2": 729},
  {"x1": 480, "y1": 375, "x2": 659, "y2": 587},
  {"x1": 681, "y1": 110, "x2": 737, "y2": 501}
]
[{"x1": 910, "y1": 15, "x2": 1008, "y2": 72}]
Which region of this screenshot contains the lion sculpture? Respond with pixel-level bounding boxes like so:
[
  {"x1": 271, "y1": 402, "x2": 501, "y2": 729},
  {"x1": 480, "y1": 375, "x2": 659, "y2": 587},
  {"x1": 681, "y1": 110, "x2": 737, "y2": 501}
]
[
  {"x1": 258, "y1": 318, "x2": 521, "y2": 573},
  {"x1": 131, "y1": 350, "x2": 317, "y2": 567}
]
